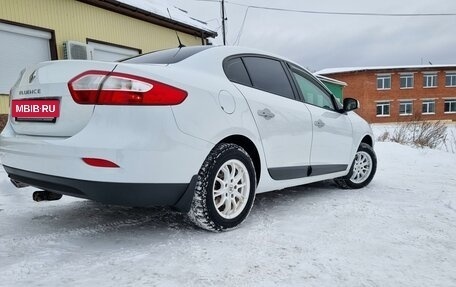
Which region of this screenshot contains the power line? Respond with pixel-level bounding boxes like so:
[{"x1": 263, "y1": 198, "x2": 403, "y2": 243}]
[
  {"x1": 233, "y1": 6, "x2": 250, "y2": 45},
  {"x1": 226, "y1": 1, "x2": 456, "y2": 17}
]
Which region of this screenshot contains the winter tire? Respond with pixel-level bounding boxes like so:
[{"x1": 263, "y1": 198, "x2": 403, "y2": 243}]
[
  {"x1": 335, "y1": 143, "x2": 377, "y2": 189},
  {"x1": 188, "y1": 143, "x2": 256, "y2": 232}
]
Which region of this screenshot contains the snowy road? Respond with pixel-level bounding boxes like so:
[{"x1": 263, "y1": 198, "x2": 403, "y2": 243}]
[{"x1": 1, "y1": 142, "x2": 455, "y2": 287}]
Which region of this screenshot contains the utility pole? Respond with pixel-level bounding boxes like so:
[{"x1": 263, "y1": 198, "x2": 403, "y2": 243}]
[{"x1": 221, "y1": 0, "x2": 226, "y2": 45}]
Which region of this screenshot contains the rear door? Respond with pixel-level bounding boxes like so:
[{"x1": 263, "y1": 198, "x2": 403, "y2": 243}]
[
  {"x1": 0, "y1": 22, "x2": 51, "y2": 94},
  {"x1": 225, "y1": 56, "x2": 313, "y2": 180},
  {"x1": 288, "y1": 65, "x2": 353, "y2": 173}
]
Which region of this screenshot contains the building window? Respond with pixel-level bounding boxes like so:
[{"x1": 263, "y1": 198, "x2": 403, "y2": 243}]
[
  {"x1": 400, "y1": 73, "x2": 414, "y2": 89},
  {"x1": 422, "y1": 100, "x2": 435, "y2": 114},
  {"x1": 444, "y1": 99, "x2": 456, "y2": 113},
  {"x1": 376, "y1": 102, "x2": 390, "y2": 116},
  {"x1": 399, "y1": 101, "x2": 413, "y2": 116},
  {"x1": 377, "y1": 75, "x2": 391, "y2": 90},
  {"x1": 423, "y1": 73, "x2": 437, "y2": 88},
  {"x1": 445, "y1": 72, "x2": 456, "y2": 87}
]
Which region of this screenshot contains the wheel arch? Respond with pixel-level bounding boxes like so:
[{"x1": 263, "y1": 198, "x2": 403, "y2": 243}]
[
  {"x1": 218, "y1": 135, "x2": 261, "y2": 184},
  {"x1": 360, "y1": 135, "x2": 374, "y2": 147}
]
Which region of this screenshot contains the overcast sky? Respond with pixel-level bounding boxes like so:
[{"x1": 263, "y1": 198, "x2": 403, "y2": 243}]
[{"x1": 168, "y1": 0, "x2": 456, "y2": 72}]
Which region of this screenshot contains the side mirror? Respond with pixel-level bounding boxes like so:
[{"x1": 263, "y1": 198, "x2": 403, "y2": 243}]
[{"x1": 343, "y1": 98, "x2": 359, "y2": 112}]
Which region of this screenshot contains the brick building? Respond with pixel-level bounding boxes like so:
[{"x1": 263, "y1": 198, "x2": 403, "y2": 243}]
[{"x1": 317, "y1": 65, "x2": 456, "y2": 123}]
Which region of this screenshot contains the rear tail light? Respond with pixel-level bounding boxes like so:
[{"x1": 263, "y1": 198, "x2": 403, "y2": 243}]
[{"x1": 68, "y1": 70, "x2": 187, "y2": 105}]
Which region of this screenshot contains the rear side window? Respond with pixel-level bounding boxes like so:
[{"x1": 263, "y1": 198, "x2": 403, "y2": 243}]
[
  {"x1": 224, "y1": 57, "x2": 252, "y2": 86},
  {"x1": 121, "y1": 46, "x2": 212, "y2": 64},
  {"x1": 243, "y1": 57, "x2": 294, "y2": 99}
]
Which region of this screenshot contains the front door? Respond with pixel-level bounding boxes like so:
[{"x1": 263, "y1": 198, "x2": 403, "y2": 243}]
[{"x1": 289, "y1": 67, "x2": 353, "y2": 175}]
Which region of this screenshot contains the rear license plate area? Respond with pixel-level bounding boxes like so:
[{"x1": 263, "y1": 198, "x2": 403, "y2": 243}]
[{"x1": 11, "y1": 99, "x2": 60, "y2": 122}]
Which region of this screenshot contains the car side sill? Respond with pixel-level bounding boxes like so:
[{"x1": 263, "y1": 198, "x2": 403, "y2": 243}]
[{"x1": 268, "y1": 164, "x2": 348, "y2": 180}]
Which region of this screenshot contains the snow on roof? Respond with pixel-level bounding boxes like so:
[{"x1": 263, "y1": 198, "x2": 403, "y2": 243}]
[
  {"x1": 115, "y1": 0, "x2": 216, "y2": 34},
  {"x1": 317, "y1": 64, "x2": 456, "y2": 75}
]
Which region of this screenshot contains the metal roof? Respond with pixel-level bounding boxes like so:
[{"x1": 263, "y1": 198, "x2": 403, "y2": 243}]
[{"x1": 77, "y1": 0, "x2": 217, "y2": 38}]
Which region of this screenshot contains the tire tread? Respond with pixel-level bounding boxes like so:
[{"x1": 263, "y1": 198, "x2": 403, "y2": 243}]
[
  {"x1": 188, "y1": 143, "x2": 255, "y2": 232},
  {"x1": 334, "y1": 143, "x2": 377, "y2": 189}
]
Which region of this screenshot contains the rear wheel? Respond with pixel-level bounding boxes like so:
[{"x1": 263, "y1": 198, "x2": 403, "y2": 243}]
[
  {"x1": 188, "y1": 143, "x2": 256, "y2": 232},
  {"x1": 335, "y1": 143, "x2": 377, "y2": 189}
]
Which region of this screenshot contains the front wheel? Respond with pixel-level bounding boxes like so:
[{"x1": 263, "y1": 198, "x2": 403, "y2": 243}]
[
  {"x1": 188, "y1": 143, "x2": 256, "y2": 232},
  {"x1": 335, "y1": 143, "x2": 377, "y2": 189}
]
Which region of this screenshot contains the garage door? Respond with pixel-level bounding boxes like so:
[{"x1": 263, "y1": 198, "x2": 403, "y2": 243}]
[
  {"x1": 88, "y1": 41, "x2": 139, "y2": 62},
  {"x1": 0, "y1": 22, "x2": 52, "y2": 94}
]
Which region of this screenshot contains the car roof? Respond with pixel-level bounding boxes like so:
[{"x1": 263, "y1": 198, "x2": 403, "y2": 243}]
[{"x1": 122, "y1": 45, "x2": 301, "y2": 67}]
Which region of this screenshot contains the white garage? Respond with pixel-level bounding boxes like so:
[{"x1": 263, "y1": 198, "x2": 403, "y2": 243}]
[
  {"x1": 0, "y1": 22, "x2": 52, "y2": 94},
  {"x1": 87, "y1": 40, "x2": 140, "y2": 62}
]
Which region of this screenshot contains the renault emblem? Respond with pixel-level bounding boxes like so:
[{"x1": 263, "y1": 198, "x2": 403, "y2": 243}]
[{"x1": 29, "y1": 70, "x2": 37, "y2": 83}]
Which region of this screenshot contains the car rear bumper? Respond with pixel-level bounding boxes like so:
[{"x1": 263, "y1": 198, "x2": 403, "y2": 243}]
[
  {"x1": 0, "y1": 106, "x2": 212, "y2": 183},
  {"x1": 4, "y1": 165, "x2": 197, "y2": 211}
]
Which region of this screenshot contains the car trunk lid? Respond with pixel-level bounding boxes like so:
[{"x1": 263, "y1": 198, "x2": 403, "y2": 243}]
[{"x1": 9, "y1": 60, "x2": 117, "y2": 137}]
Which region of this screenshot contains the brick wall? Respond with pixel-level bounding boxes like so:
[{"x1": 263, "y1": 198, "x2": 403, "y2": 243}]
[
  {"x1": 0, "y1": 114, "x2": 8, "y2": 132},
  {"x1": 322, "y1": 67, "x2": 456, "y2": 123}
]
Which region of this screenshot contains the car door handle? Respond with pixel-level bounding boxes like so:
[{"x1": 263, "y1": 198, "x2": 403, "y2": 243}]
[
  {"x1": 257, "y1": 108, "x2": 275, "y2": 120},
  {"x1": 314, "y1": 119, "x2": 325, "y2": 128}
]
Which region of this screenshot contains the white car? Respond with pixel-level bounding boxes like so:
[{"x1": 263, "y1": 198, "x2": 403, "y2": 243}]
[{"x1": 0, "y1": 46, "x2": 376, "y2": 231}]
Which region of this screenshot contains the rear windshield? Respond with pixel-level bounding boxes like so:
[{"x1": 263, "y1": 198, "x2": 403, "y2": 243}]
[{"x1": 121, "y1": 46, "x2": 213, "y2": 64}]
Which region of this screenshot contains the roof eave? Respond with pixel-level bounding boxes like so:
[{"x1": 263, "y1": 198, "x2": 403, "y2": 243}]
[
  {"x1": 77, "y1": 0, "x2": 218, "y2": 38},
  {"x1": 318, "y1": 64, "x2": 456, "y2": 75},
  {"x1": 316, "y1": 75, "x2": 347, "y2": 86}
]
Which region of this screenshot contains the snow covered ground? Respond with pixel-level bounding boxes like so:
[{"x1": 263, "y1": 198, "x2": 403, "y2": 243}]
[
  {"x1": 371, "y1": 123, "x2": 456, "y2": 153},
  {"x1": 1, "y1": 141, "x2": 455, "y2": 286}
]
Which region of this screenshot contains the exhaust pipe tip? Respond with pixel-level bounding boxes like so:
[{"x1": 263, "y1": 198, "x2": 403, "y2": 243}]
[
  {"x1": 10, "y1": 179, "x2": 29, "y2": 188},
  {"x1": 33, "y1": 190, "x2": 63, "y2": 202}
]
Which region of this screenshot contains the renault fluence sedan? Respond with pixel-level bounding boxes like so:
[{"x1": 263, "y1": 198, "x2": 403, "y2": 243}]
[{"x1": 0, "y1": 46, "x2": 376, "y2": 231}]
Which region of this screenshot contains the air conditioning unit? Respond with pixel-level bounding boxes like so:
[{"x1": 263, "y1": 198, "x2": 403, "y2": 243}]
[{"x1": 63, "y1": 41, "x2": 93, "y2": 60}]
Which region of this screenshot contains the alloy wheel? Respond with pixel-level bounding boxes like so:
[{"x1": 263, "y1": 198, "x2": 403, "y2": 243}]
[
  {"x1": 212, "y1": 159, "x2": 250, "y2": 219},
  {"x1": 350, "y1": 151, "x2": 373, "y2": 184}
]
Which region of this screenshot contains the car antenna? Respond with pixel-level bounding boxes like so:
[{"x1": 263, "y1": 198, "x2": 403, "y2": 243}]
[{"x1": 167, "y1": 8, "x2": 185, "y2": 49}]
